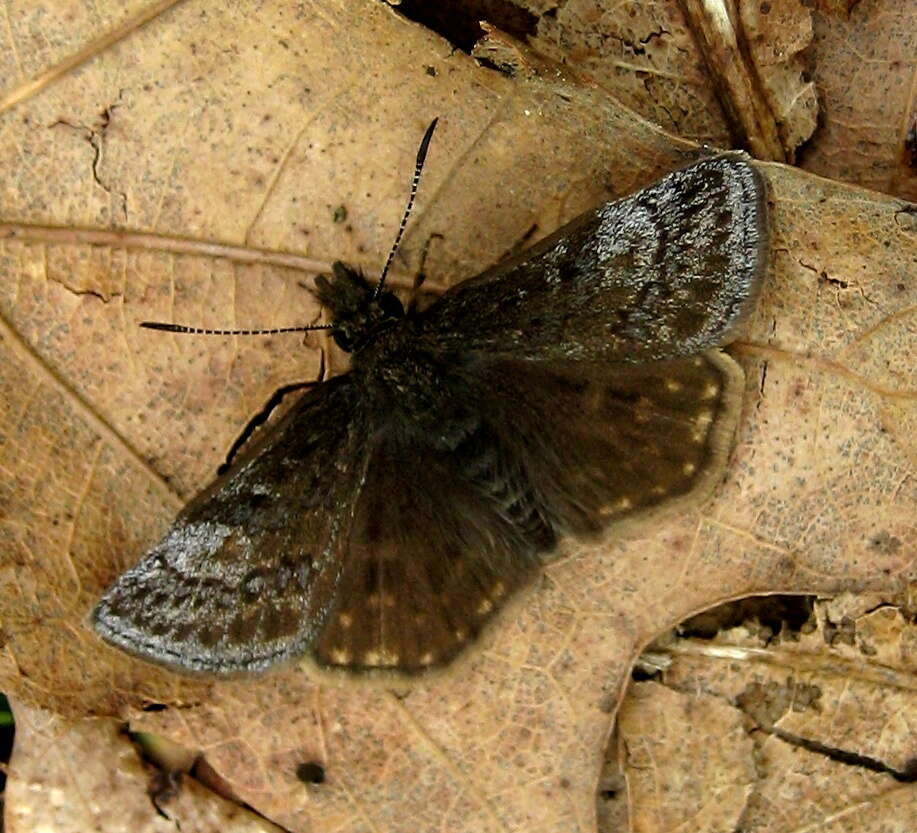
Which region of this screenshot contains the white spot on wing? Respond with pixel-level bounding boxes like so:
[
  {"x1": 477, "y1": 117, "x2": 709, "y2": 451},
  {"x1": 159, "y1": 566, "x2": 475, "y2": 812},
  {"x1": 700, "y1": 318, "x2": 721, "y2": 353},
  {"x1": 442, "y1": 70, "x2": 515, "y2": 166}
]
[{"x1": 363, "y1": 650, "x2": 399, "y2": 667}]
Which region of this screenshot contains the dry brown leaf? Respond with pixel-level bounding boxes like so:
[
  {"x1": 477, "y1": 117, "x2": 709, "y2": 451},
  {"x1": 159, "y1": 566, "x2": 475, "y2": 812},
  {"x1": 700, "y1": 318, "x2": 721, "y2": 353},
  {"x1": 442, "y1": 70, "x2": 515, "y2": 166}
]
[
  {"x1": 609, "y1": 592, "x2": 917, "y2": 832},
  {"x1": 529, "y1": 0, "x2": 736, "y2": 149},
  {"x1": 516, "y1": 0, "x2": 818, "y2": 162},
  {"x1": 740, "y1": 0, "x2": 819, "y2": 160},
  {"x1": 803, "y1": 0, "x2": 917, "y2": 199},
  {"x1": 4, "y1": 697, "x2": 285, "y2": 833},
  {"x1": 0, "y1": 2, "x2": 914, "y2": 832},
  {"x1": 616, "y1": 682, "x2": 758, "y2": 831},
  {"x1": 443, "y1": 0, "x2": 917, "y2": 194}
]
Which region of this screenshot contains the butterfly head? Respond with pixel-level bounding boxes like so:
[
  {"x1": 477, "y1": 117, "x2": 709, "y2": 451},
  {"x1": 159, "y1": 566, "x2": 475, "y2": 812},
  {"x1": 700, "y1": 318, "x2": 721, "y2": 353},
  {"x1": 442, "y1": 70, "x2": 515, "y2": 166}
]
[{"x1": 315, "y1": 261, "x2": 405, "y2": 353}]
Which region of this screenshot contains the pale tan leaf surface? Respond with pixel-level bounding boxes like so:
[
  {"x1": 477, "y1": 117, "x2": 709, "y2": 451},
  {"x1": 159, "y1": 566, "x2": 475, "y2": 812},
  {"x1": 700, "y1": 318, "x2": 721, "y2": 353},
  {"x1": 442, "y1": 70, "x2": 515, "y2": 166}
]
[
  {"x1": 609, "y1": 593, "x2": 917, "y2": 833},
  {"x1": 0, "y1": 2, "x2": 914, "y2": 833},
  {"x1": 803, "y1": 0, "x2": 917, "y2": 200},
  {"x1": 0, "y1": 3, "x2": 161, "y2": 87},
  {"x1": 4, "y1": 697, "x2": 286, "y2": 833}
]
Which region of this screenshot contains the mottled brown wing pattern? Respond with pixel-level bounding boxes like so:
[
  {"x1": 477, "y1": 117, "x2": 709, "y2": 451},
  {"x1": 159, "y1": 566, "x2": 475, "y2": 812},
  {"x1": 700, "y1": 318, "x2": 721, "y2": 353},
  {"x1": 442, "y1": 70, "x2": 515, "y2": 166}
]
[
  {"x1": 421, "y1": 155, "x2": 767, "y2": 363},
  {"x1": 92, "y1": 377, "x2": 369, "y2": 674}
]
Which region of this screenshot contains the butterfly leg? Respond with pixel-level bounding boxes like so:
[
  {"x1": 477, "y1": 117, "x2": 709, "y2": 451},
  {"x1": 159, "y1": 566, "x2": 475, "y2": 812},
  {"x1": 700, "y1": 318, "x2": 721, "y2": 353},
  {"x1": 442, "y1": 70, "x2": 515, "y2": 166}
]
[
  {"x1": 217, "y1": 351, "x2": 327, "y2": 475},
  {"x1": 407, "y1": 232, "x2": 444, "y2": 314}
]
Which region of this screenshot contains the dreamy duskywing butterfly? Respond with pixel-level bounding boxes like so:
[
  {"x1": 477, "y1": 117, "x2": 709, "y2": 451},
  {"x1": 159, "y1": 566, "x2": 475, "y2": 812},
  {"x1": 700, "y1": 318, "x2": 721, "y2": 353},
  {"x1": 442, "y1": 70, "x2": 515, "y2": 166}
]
[{"x1": 93, "y1": 120, "x2": 768, "y2": 677}]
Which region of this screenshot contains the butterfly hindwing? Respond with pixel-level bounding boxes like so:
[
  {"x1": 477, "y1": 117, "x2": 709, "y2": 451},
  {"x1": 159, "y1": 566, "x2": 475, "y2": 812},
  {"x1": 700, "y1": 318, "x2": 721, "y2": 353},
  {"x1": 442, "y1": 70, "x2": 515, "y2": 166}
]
[
  {"x1": 310, "y1": 427, "x2": 546, "y2": 672},
  {"x1": 467, "y1": 352, "x2": 745, "y2": 536},
  {"x1": 305, "y1": 349, "x2": 743, "y2": 675}
]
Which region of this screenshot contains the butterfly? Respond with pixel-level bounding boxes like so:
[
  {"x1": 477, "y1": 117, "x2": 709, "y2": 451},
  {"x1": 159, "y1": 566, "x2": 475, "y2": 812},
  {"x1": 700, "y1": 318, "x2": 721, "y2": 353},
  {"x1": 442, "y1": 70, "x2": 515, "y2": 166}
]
[{"x1": 92, "y1": 120, "x2": 768, "y2": 677}]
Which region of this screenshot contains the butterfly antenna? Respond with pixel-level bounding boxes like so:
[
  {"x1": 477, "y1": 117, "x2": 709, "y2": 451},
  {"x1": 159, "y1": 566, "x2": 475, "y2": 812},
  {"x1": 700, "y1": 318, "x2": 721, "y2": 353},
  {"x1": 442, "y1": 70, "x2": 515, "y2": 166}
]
[
  {"x1": 373, "y1": 117, "x2": 439, "y2": 300},
  {"x1": 140, "y1": 321, "x2": 335, "y2": 336}
]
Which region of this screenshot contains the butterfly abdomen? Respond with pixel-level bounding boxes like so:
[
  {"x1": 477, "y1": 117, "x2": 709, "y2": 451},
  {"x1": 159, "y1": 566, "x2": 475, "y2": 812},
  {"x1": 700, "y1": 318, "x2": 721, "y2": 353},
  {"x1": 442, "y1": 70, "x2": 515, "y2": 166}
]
[{"x1": 453, "y1": 423, "x2": 556, "y2": 552}]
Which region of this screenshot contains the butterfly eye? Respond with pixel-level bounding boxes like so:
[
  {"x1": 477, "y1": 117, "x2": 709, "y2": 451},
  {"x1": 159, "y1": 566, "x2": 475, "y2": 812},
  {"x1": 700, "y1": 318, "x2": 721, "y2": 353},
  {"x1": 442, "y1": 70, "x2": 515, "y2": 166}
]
[
  {"x1": 332, "y1": 328, "x2": 355, "y2": 352},
  {"x1": 378, "y1": 292, "x2": 404, "y2": 320}
]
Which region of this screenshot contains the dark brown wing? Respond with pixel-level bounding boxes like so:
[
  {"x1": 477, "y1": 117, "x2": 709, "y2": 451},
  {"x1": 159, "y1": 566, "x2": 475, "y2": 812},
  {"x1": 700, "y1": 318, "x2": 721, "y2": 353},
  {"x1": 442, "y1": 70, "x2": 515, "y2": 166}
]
[
  {"x1": 467, "y1": 353, "x2": 744, "y2": 535},
  {"x1": 418, "y1": 155, "x2": 767, "y2": 362},
  {"x1": 308, "y1": 427, "x2": 545, "y2": 673},
  {"x1": 308, "y1": 349, "x2": 743, "y2": 675},
  {"x1": 92, "y1": 376, "x2": 370, "y2": 674}
]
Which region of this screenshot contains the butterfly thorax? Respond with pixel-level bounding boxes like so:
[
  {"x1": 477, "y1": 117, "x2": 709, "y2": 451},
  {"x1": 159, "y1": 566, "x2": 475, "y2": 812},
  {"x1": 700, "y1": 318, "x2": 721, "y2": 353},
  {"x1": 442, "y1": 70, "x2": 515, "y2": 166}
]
[
  {"x1": 351, "y1": 322, "x2": 551, "y2": 545},
  {"x1": 356, "y1": 326, "x2": 479, "y2": 446},
  {"x1": 315, "y1": 261, "x2": 477, "y2": 447}
]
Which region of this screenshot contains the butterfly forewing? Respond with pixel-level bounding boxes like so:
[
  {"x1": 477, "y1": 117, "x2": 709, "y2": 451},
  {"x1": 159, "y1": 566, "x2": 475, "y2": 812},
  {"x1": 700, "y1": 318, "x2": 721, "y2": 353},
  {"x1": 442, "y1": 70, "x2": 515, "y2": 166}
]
[
  {"x1": 420, "y1": 155, "x2": 767, "y2": 362},
  {"x1": 93, "y1": 378, "x2": 369, "y2": 674}
]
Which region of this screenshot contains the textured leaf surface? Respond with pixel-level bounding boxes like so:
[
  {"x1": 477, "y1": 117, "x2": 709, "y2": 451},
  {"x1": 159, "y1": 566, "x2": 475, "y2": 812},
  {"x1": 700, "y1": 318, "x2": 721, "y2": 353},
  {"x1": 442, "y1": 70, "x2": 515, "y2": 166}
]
[{"x1": 610, "y1": 593, "x2": 917, "y2": 832}]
